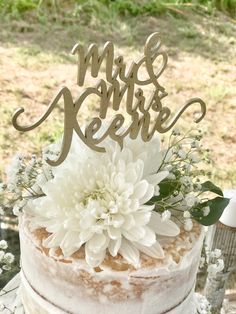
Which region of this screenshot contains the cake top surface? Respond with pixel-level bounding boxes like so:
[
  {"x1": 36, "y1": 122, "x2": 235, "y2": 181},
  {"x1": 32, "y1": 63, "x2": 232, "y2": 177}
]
[{"x1": 21, "y1": 213, "x2": 202, "y2": 274}]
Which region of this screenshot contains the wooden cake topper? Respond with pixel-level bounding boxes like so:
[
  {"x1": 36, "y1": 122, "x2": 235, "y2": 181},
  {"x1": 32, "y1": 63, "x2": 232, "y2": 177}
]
[{"x1": 12, "y1": 33, "x2": 206, "y2": 167}]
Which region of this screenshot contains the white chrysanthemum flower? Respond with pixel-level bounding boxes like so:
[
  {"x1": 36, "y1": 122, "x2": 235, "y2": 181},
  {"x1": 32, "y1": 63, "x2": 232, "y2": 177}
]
[{"x1": 27, "y1": 134, "x2": 180, "y2": 268}]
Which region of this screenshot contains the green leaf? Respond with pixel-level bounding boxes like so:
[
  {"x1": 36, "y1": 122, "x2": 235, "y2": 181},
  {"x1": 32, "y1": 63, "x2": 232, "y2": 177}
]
[
  {"x1": 192, "y1": 197, "x2": 230, "y2": 226},
  {"x1": 146, "y1": 179, "x2": 180, "y2": 204},
  {"x1": 146, "y1": 195, "x2": 160, "y2": 204},
  {"x1": 201, "y1": 181, "x2": 223, "y2": 196}
]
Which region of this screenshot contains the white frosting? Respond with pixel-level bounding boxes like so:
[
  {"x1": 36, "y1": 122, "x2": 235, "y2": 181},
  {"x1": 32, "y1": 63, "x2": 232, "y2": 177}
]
[
  {"x1": 19, "y1": 215, "x2": 204, "y2": 314},
  {"x1": 20, "y1": 269, "x2": 197, "y2": 314}
]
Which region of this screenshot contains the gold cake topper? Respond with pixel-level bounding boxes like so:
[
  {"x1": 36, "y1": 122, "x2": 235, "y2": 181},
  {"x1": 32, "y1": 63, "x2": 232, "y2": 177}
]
[{"x1": 12, "y1": 33, "x2": 206, "y2": 166}]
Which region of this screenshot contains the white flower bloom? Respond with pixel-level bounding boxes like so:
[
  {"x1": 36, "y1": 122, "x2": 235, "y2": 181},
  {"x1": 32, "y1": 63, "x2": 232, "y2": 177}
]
[
  {"x1": 0, "y1": 240, "x2": 8, "y2": 250},
  {"x1": 161, "y1": 210, "x2": 171, "y2": 221},
  {"x1": 180, "y1": 176, "x2": 191, "y2": 186},
  {"x1": 184, "y1": 193, "x2": 196, "y2": 207},
  {"x1": 195, "y1": 293, "x2": 211, "y2": 314},
  {"x1": 172, "y1": 128, "x2": 181, "y2": 136},
  {"x1": 2, "y1": 264, "x2": 11, "y2": 271},
  {"x1": 3, "y1": 252, "x2": 15, "y2": 264},
  {"x1": 184, "y1": 218, "x2": 193, "y2": 231},
  {"x1": 191, "y1": 140, "x2": 200, "y2": 149},
  {"x1": 13, "y1": 199, "x2": 27, "y2": 216},
  {"x1": 207, "y1": 258, "x2": 224, "y2": 277},
  {"x1": 203, "y1": 206, "x2": 210, "y2": 217},
  {"x1": 210, "y1": 249, "x2": 221, "y2": 259},
  {"x1": 27, "y1": 134, "x2": 180, "y2": 268},
  {"x1": 216, "y1": 259, "x2": 224, "y2": 272},
  {"x1": 189, "y1": 153, "x2": 201, "y2": 163},
  {"x1": 177, "y1": 150, "x2": 186, "y2": 159},
  {"x1": 183, "y1": 211, "x2": 191, "y2": 218}
]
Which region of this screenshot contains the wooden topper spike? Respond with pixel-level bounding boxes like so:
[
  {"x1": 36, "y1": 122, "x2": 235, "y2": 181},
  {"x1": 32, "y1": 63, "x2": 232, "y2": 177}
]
[{"x1": 12, "y1": 33, "x2": 206, "y2": 166}]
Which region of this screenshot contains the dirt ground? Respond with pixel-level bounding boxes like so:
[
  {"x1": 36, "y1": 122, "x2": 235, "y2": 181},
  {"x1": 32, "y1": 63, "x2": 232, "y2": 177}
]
[{"x1": 0, "y1": 10, "x2": 235, "y2": 187}]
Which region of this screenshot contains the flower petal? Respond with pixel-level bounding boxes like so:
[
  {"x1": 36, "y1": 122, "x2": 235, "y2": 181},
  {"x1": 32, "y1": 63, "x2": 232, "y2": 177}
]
[
  {"x1": 146, "y1": 171, "x2": 169, "y2": 186},
  {"x1": 133, "y1": 210, "x2": 152, "y2": 226},
  {"x1": 87, "y1": 233, "x2": 108, "y2": 254},
  {"x1": 139, "y1": 185, "x2": 155, "y2": 204},
  {"x1": 122, "y1": 214, "x2": 135, "y2": 230},
  {"x1": 134, "y1": 241, "x2": 164, "y2": 259},
  {"x1": 149, "y1": 212, "x2": 180, "y2": 237},
  {"x1": 133, "y1": 180, "x2": 149, "y2": 199},
  {"x1": 108, "y1": 238, "x2": 121, "y2": 257},
  {"x1": 107, "y1": 226, "x2": 121, "y2": 240},
  {"x1": 137, "y1": 226, "x2": 156, "y2": 247},
  {"x1": 85, "y1": 243, "x2": 106, "y2": 268},
  {"x1": 60, "y1": 231, "x2": 82, "y2": 257},
  {"x1": 119, "y1": 238, "x2": 140, "y2": 266},
  {"x1": 123, "y1": 226, "x2": 145, "y2": 242}
]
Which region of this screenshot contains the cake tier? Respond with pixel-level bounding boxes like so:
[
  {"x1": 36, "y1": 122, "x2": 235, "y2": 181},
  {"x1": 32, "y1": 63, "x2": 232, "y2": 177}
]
[{"x1": 19, "y1": 214, "x2": 204, "y2": 314}]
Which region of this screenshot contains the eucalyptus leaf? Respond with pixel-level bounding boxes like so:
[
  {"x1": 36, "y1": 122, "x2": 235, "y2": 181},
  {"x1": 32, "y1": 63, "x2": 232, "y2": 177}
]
[
  {"x1": 146, "y1": 179, "x2": 180, "y2": 204},
  {"x1": 201, "y1": 181, "x2": 223, "y2": 196},
  {"x1": 192, "y1": 197, "x2": 230, "y2": 226},
  {"x1": 159, "y1": 179, "x2": 180, "y2": 197},
  {"x1": 146, "y1": 196, "x2": 160, "y2": 204}
]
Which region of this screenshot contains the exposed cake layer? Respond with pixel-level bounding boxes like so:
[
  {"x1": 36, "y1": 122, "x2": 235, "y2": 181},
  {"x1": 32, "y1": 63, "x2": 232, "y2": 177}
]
[
  {"x1": 19, "y1": 214, "x2": 204, "y2": 314},
  {"x1": 20, "y1": 270, "x2": 197, "y2": 314}
]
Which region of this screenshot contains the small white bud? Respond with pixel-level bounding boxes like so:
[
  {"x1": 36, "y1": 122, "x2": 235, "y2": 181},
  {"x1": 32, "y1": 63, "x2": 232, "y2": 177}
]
[
  {"x1": 3, "y1": 252, "x2": 15, "y2": 264},
  {"x1": 161, "y1": 210, "x2": 171, "y2": 221},
  {"x1": 183, "y1": 211, "x2": 191, "y2": 218},
  {"x1": 172, "y1": 128, "x2": 181, "y2": 136},
  {"x1": 178, "y1": 150, "x2": 186, "y2": 159},
  {"x1": 184, "y1": 218, "x2": 193, "y2": 231},
  {"x1": 189, "y1": 154, "x2": 200, "y2": 163},
  {"x1": 0, "y1": 240, "x2": 8, "y2": 250},
  {"x1": 203, "y1": 206, "x2": 210, "y2": 217}
]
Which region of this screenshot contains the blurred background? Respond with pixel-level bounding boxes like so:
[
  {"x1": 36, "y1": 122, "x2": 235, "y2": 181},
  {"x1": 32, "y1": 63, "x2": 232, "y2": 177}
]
[{"x1": 0, "y1": 0, "x2": 235, "y2": 296}]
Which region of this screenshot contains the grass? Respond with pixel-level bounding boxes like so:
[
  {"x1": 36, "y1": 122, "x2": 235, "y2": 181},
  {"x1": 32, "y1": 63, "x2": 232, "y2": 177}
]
[{"x1": 0, "y1": 0, "x2": 235, "y2": 20}]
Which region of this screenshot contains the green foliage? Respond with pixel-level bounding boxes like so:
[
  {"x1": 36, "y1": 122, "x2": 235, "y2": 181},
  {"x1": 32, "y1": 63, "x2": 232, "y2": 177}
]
[
  {"x1": 200, "y1": 181, "x2": 223, "y2": 196},
  {"x1": 0, "y1": 0, "x2": 38, "y2": 17},
  {"x1": 0, "y1": 0, "x2": 235, "y2": 21},
  {"x1": 191, "y1": 180, "x2": 229, "y2": 226},
  {"x1": 191, "y1": 196, "x2": 230, "y2": 226}
]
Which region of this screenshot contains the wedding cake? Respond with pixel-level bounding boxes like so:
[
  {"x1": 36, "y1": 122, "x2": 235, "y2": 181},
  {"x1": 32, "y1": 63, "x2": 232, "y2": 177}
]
[
  {"x1": 17, "y1": 134, "x2": 204, "y2": 314},
  {"x1": 19, "y1": 214, "x2": 203, "y2": 314},
  {"x1": 0, "y1": 33, "x2": 229, "y2": 314}
]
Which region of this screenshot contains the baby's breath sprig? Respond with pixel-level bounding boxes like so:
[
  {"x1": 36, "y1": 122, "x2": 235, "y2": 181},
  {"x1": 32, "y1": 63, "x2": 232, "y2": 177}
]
[
  {"x1": 199, "y1": 245, "x2": 224, "y2": 280},
  {"x1": 0, "y1": 240, "x2": 14, "y2": 275},
  {"x1": 0, "y1": 143, "x2": 59, "y2": 218},
  {"x1": 148, "y1": 128, "x2": 229, "y2": 230}
]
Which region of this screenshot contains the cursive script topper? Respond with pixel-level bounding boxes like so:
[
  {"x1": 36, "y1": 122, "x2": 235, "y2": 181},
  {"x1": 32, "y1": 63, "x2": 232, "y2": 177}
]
[{"x1": 12, "y1": 33, "x2": 206, "y2": 166}]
